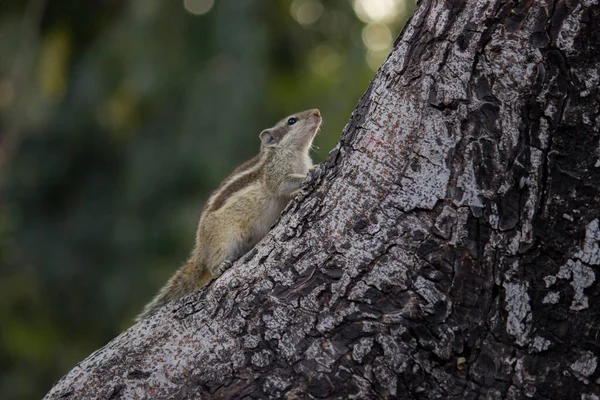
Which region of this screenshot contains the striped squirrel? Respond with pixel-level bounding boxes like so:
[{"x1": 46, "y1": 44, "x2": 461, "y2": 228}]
[{"x1": 137, "y1": 109, "x2": 321, "y2": 320}]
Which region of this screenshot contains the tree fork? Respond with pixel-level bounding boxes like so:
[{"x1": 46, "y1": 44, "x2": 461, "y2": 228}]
[{"x1": 45, "y1": 0, "x2": 600, "y2": 398}]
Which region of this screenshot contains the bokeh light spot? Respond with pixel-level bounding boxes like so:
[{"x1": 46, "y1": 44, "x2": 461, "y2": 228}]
[
  {"x1": 291, "y1": 0, "x2": 324, "y2": 25},
  {"x1": 353, "y1": 0, "x2": 404, "y2": 23},
  {"x1": 361, "y1": 23, "x2": 392, "y2": 52},
  {"x1": 183, "y1": 0, "x2": 214, "y2": 16},
  {"x1": 309, "y1": 45, "x2": 341, "y2": 76}
]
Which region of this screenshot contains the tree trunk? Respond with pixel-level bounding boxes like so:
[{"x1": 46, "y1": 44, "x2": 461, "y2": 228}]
[{"x1": 45, "y1": 0, "x2": 600, "y2": 398}]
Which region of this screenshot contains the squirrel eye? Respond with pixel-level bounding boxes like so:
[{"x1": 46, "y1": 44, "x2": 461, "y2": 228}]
[{"x1": 287, "y1": 117, "x2": 298, "y2": 125}]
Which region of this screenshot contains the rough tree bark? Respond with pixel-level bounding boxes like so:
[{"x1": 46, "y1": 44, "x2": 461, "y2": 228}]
[{"x1": 45, "y1": 0, "x2": 600, "y2": 398}]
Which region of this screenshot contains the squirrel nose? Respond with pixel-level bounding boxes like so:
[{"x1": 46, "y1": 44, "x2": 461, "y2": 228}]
[{"x1": 311, "y1": 109, "x2": 321, "y2": 117}]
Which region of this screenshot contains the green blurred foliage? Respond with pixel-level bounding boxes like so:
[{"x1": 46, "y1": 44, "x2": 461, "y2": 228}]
[{"x1": 0, "y1": 0, "x2": 414, "y2": 398}]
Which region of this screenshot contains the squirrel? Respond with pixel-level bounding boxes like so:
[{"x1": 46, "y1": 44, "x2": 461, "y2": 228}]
[{"x1": 137, "y1": 109, "x2": 322, "y2": 320}]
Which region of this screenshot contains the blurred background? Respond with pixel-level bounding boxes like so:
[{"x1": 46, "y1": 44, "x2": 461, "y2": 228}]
[{"x1": 0, "y1": 0, "x2": 415, "y2": 398}]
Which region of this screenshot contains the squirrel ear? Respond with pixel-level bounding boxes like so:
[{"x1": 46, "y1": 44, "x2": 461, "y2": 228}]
[{"x1": 259, "y1": 130, "x2": 275, "y2": 146}]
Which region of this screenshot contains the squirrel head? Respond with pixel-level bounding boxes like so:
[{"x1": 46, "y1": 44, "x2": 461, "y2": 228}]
[{"x1": 259, "y1": 109, "x2": 321, "y2": 152}]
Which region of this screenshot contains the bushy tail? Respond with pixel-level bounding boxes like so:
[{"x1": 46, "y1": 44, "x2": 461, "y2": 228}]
[{"x1": 136, "y1": 262, "x2": 209, "y2": 322}]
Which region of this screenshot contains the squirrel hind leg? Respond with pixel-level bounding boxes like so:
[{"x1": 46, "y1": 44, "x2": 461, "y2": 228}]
[
  {"x1": 215, "y1": 259, "x2": 234, "y2": 275},
  {"x1": 204, "y1": 226, "x2": 254, "y2": 277}
]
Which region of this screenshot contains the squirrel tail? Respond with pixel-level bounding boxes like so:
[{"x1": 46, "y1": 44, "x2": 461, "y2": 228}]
[{"x1": 136, "y1": 262, "x2": 209, "y2": 322}]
